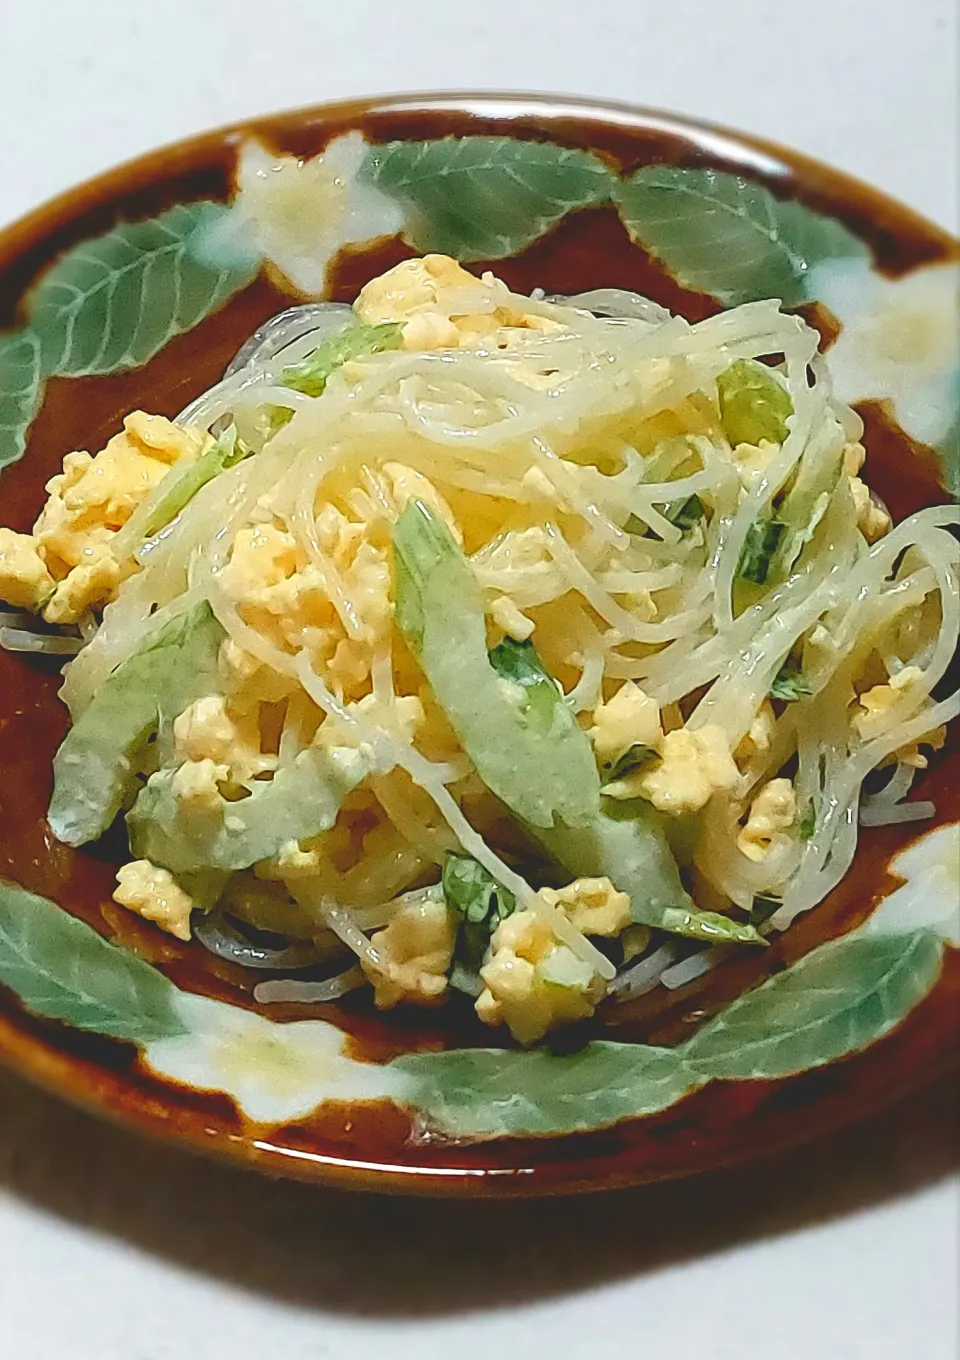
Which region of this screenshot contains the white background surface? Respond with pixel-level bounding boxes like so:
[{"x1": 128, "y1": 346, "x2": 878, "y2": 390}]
[{"x1": 0, "y1": 2, "x2": 957, "y2": 1356}]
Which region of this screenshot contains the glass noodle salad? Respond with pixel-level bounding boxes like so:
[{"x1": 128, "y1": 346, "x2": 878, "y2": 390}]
[{"x1": 0, "y1": 255, "x2": 956, "y2": 1044}]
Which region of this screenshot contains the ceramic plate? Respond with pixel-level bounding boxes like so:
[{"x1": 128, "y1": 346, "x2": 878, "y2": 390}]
[{"x1": 0, "y1": 94, "x2": 957, "y2": 1196}]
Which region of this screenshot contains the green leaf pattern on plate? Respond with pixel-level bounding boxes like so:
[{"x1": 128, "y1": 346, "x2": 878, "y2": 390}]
[
  {"x1": 0, "y1": 882, "x2": 186, "y2": 1044},
  {"x1": 360, "y1": 136, "x2": 615, "y2": 260},
  {"x1": 0, "y1": 329, "x2": 44, "y2": 470},
  {"x1": 681, "y1": 931, "x2": 944, "y2": 1080},
  {"x1": 1, "y1": 135, "x2": 951, "y2": 496},
  {"x1": 29, "y1": 202, "x2": 260, "y2": 378},
  {"x1": 0, "y1": 859, "x2": 951, "y2": 1138},
  {"x1": 0, "y1": 134, "x2": 953, "y2": 1138},
  {"x1": 395, "y1": 928, "x2": 945, "y2": 1140},
  {"x1": 614, "y1": 165, "x2": 869, "y2": 305},
  {"x1": 393, "y1": 1042, "x2": 702, "y2": 1139}
]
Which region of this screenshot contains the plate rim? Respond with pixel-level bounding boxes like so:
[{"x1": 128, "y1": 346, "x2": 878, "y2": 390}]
[{"x1": 0, "y1": 90, "x2": 956, "y2": 1197}]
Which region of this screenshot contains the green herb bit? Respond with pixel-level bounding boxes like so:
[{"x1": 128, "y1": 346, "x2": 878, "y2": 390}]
[
  {"x1": 114, "y1": 425, "x2": 252, "y2": 559},
  {"x1": 281, "y1": 322, "x2": 404, "y2": 397},
  {"x1": 442, "y1": 853, "x2": 517, "y2": 926},
  {"x1": 663, "y1": 493, "x2": 706, "y2": 531},
  {"x1": 797, "y1": 802, "x2": 816, "y2": 842},
  {"x1": 602, "y1": 743, "x2": 659, "y2": 784},
  {"x1": 749, "y1": 894, "x2": 782, "y2": 926},
  {"x1": 737, "y1": 517, "x2": 785, "y2": 585},
  {"x1": 487, "y1": 636, "x2": 552, "y2": 689},
  {"x1": 717, "y1": 358, "x2": 794, "y2": 448},
  {"x1": 769, "y1": 660, "x2": 813, "y2": 703},
  {"x1": 264, "y1": 405, "x2": 294, "y2": 436},
  {"x1": 660, "y1": 905, "x2": 767, "y2": 945},
  {"x1": 442, "y1": 855, "x2": 517, "y2": 994},
  {"x1": 143, "y1": 425, "x2": 253, "y2": 540}
]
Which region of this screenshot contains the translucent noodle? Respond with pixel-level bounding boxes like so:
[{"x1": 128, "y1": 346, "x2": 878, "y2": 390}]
[{"x1": 40, "y1": 276, "x2": 957, "y2": 1006}]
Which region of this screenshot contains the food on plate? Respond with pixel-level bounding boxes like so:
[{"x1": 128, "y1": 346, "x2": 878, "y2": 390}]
[{"x1": 2, "y1": 254, "x2": 956, "y2": 1044}]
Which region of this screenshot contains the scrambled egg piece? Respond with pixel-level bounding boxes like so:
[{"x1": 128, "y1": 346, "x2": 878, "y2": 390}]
[
  {"x1": 639, "y1": 724, "x2": 739, "y2": 815},
  {"x1": 218, "y1": 637, "x2": 297, "y2": 707},
  {"x1": 0, "y1": 412, "x2": 205, "y2": 624},
  {"x1": 736, "y1": 699, "x2": 777, "y2": 760},
  {"x1": 35, "y1": 411, "x2": 204, "y2": 574},
  {"x1": 855, "y1": 668, "x2": 945, "y2": 768},
  {"x1": 540, "y1": 876, "x2": 632, "y2": 937},
  {"x1": 361, "y1": 895, "x2": 458, "y2": 1008},
  {"x1": 355, "y1": 254, "x2": 557, "y2": 351},
  {"x1": 732, "y1": 438, "x2": 780, "y2": 490},
  {"x1": 38, "y1": 413, "x2": 203, "y2": 560},
  {"x1": 171, "y1": 757, "x2": 231, "y2": 811},
  {"x1": 173, "y1": 693, "x2": 274, "y2": 785},
  {"x1": 842, "y1": 441, "x2": 866, "y2": 477},
  {"x1": 263, "y1": 838, "x2": 328, "y2": 881},
  {"x1": 364, "y1": 461, "x2": 461, "y2": 543},
  {"x1": 855, "y1": 666, "x2": 924, "y2": 740},
  {"x1": 220, "y1": 506, "x2": 392, "y2": 698},
  {"x1": 890, "y1": 725, "x2": 947, "y2": 770},
  {"x1": 737, "y1": 778, "x2": 797, "y2": 861},
  {"x1": 839, "y1": 440, "x2": 889, "y2": 542},
  {"x1": 589, "y1": 682, "x2": 663, "y2": 766},
  {"x1": 489, "y1": 594, "x2": 535, "y2": 641},
  {"x1": 113, "y1": 860, "x2": 195, "y2": 941},
  {"x1": 46, "y1": 555, "x2": 123, "y2": 626},
  {"x1": 849, "y1": 476, "x2": 891, "y2": 542},
  {"x1": 314, "y1": 691, "x2": 424, "y2": 753},
  {"x1": 174, "y1": 694, "x2": 238, "y2": 762},
  {"x1": 0, "y1": 528, "x2": 54, "y2": 609},
  {"x1": 475, "y1": 905, "x2": 607, "y2": 1045}
]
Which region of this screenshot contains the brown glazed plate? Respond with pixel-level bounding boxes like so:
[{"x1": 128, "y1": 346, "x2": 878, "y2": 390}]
[{"x1": 0, "y1": 93, "x2": 957, "y2": 1196}]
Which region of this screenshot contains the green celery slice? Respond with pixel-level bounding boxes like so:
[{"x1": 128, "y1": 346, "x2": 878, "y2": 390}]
[
  {"x1": 717, "y1": 359, "x2": 793, "y2": 447},
  {"x1": 48, "y1": 602, "x2": 223, "y2": 847},
  {"x1": 281, "y1": 322, "x2": 404, "y2": 397},
  {"x1": 393, "y1": 500, "x2": 601, "y2": 829},
  {"x1": 111, "y1": 426, "x2": 251, "y2": 562},
  {"x1": 127, "y1": 745, "x2": 372, "y2": 875}
]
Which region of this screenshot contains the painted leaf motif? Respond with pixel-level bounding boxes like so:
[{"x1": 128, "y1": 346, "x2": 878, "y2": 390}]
[
  {"x1": 0, "y1": 329, "x2": 44, "y2": 470},
  {"x1": 361, "y1": 136, "x2": 615, "y2": 260},
  {"x1": 392, "y1": 1041, "x2": 702, "y2": 1139},
  {"x1": 614, "y1": 167, "x2": 869, "y2": 305},
  {"x1": 29, "y1": 202, "x2": 260, "y2": 377},
  {"x1": 682, "y1": 929, "x2": 943, "y2": 1079},
  {"x1": 0, "y1": 882, "x2": 187, "y2": 1043}
]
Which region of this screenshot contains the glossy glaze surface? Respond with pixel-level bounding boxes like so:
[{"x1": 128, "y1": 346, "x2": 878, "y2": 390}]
[{"x1": 0, "y1": 94, "x2": 956, "y2": 1194}]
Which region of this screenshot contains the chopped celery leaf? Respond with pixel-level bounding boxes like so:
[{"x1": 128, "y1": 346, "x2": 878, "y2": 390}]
[
  {"x1": 663, "y1": 493, "x2": 705, "y2": 531},
  {"x1": 602, "y1": 743, "x2": 659, "y2": 783},
  {"x1": 737, "y1": 517, "x2": 785, "y2": 585},
  {"x1": 442, "y1": 855, "x2": 516, "y2": 994},
  {"x1": 281, "y1": 322, "x2": 403, "y2": 397},
  {"x1": 797, "y1": 802, "x2": 817, "y2": 841},
  {"x1": 770, "y1": 661, "x2": 813, "y2": 702},
  {"x1": 749, "y1": 894, "x2": 782, "y2": 926},
  {"x1": 442, "y1": 854, "x2": 516, "y2": 926},
  {"x1": 660, "y1": 905, "x2": 767, "y2": 945}
]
